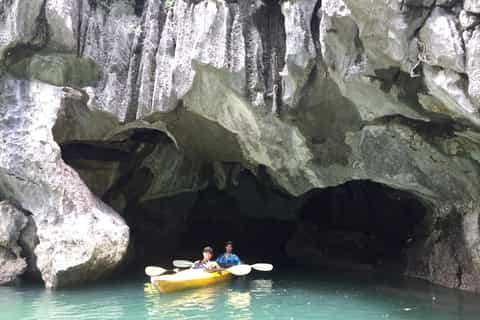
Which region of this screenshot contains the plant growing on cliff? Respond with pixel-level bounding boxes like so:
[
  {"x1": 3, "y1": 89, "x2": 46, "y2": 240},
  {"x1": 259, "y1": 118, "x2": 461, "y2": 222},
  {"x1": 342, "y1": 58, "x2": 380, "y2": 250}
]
[{"x1": 166, "y1": 0, "x2": 175, "y2": 10}]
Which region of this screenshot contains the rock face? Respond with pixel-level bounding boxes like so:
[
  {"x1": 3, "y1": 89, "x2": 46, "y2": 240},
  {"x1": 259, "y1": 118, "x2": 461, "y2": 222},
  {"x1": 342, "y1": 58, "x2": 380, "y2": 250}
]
[
  {"x1": 1, "y1": 0, "x2": 480, "y2": 292},
  {"x1": 0, "y1": 80, "x2": 129, "y2": 288},
  {"x1": 0, "y1": 201, "x2": 30, "y2": 285}
]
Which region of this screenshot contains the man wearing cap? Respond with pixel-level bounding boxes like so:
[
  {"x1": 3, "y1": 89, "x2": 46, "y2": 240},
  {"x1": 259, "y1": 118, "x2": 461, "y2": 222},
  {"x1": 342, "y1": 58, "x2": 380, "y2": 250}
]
[{"x1": 216, "y1": 241, "x2": 241, "y2": 268}]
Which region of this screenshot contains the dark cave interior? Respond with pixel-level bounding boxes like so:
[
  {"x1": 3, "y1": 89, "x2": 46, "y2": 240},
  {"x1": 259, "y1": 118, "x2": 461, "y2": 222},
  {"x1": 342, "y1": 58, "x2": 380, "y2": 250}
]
[
  {"x1": 134, "y1": 0, "x2": 146, "y2": 16},
  {"x1": 159, "y1": 179, "x2": 428, "y2": 272},
  {"x1": 296, "y1": 181, "x2": 427, "y2": 271}
]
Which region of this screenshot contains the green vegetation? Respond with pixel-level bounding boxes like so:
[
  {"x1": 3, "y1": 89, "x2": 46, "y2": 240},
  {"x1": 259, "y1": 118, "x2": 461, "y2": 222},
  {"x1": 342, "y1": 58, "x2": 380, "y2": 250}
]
[
  {"x1": 166, "y1": 0, "x2": 175, "y2": 10},
  {"x1": 7, "y1": 53, "x2": 101, "y2": 87}
]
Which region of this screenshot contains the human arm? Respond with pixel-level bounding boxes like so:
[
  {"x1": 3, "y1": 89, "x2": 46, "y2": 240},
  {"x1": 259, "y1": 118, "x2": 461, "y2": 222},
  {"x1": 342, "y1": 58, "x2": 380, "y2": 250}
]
[{"x1": 206, "y1": 261, "x2": 221, "y2": 271}]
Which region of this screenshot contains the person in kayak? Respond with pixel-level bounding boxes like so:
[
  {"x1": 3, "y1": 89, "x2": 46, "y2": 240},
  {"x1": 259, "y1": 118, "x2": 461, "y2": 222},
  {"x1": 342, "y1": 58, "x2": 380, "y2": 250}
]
[
  {"x1": 216, "y1": 241, "x2": 241, "y2": 268},
  {"x1": 192, "y1": 246, "x2": 221, "y2": 271}
]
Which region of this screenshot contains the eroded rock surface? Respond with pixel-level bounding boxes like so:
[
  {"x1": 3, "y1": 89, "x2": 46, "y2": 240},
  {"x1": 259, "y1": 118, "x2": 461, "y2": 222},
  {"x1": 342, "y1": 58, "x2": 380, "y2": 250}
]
[
  {"x1": 1, "y1": 0, "x2": 480, "y2": 292},
  {"x1": 0, "y1": 201, "x2": 29, "y2": 285},
  {"x1": 0, "y1": 80, "x2": 129, "y2": 288}
]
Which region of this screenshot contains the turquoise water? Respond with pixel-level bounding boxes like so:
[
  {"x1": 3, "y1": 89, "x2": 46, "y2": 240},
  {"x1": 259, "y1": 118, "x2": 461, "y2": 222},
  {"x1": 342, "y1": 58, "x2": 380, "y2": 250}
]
[{"x1": 1, "y1": 269, "x2": 479, "y2": 320}]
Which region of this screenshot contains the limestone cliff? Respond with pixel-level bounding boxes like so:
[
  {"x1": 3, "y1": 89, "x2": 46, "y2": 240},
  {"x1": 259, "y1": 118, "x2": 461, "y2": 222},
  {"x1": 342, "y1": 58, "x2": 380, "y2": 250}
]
[{"x1": 1, "y1": 0, "x2": 480, "y2": 292}]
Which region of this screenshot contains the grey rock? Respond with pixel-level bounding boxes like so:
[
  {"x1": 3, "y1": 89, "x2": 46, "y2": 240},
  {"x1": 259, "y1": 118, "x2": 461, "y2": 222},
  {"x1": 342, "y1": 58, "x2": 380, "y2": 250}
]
[
  {"x1": 343, "y1": 0, "x2": 431, "y2": 70},
  {"x1": 421, "y1": 65, "x2": 479, "y2": 125},
  {"x1": 52, "y1": 87, "x2": 122, "y2": 197},
  {"x1": 419, "y1": 7, "x2": 465, "y2": 73},
  {"x1": 0, "y1": 0, "x2": 45, "y2": 61},
  {"x1": 281, "y1": 0, "x2": 317, "y2": 108},
  {"x1": 0, "y1": 79, "x2": 129, "y2": 288},
  {"x1": 405, "y1": 0, "x2": 436, "y2": 6},
  {"x1": 0, "y1": 201, "x2": 28, "y2": 285},
  {"x1": 138, "y1": 144, "x2": 209, "y2": 202},
  {"x1": 135, "y1": 0, "x2": 167, "y2": 118},
  {"x1": 45, "y1": 0, "x2": 80, "y2": 52},
  {"x1": 465, "y1": 0, "x2": 480, "y2": 13},
  {"x1": 465, "y1": 27, "x2": 480, "y2": 107},
  {"x1": 146, "y1": 0, "x2": 246, "y2": 115},
  {"x1": 82, "y1": 2, "x2": 139, "y2": 120},
  {"x1": 436, "y1": 0, "x2": 459, "y2": 7},
  {"x1": 459, "y1": 10, "x2": 480, "y2": 30},
  {"x1": 6, "y1": 54, "x2": 101, "y2": 87},
  {"x1": 0, "y1": 202, "x2": 27, "y2": 257},
  {"x1": 53, "y1": 87, "x2": 119, "y2": 144},
  {"x1": 320, "y1": 1, "x2": 427, "y2": 122},
  {"x1": 0, "y1": 248, "x2": 26, "y2": 285},
  {"x1": 320, "y1": 0, "x2": 365, "y2": 79},
  {"x1": 18, "y1": 215, "x2": 40, "y2": 277}
]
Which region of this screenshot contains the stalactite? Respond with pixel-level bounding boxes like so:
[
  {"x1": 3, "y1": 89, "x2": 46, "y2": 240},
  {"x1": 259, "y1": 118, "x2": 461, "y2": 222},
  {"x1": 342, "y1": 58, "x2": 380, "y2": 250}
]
[
  {"x1": 124, "y1": 6, "x2": 147, "y2": 123},
  {"x1": 253, "y1": 0, "x2": 286, "y2": 111},
  {"x1": 134, "y1": 0, "x2": 146, "y2": 16},
  {"x1": 240, "y1": 0, "x2": 265, "y2": 107},
  {"x1": 310, "y1": 0, "x2": 322, "y2": 54},
  {"x1": 271, "y1": 49, "x2": 280, "y2": 114},
  {"x1": 33, "y1": 0, "x2": 49, "y2": 48}
]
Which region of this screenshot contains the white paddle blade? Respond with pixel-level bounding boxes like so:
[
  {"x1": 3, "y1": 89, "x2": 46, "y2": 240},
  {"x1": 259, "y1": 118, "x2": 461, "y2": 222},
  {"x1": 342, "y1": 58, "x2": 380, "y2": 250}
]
[
  {"x1": 173, "y1": 260, "x2": 194, "y2": 268},
  {"x1": 251, "y1": 263, "x2": 273, "y2": 272},
  {"x1": 227, "y1": 264, "x2": 252, "y2": 276},
  {"x1": 145, "y1": 266, "x2": 167, "y2": 277}
]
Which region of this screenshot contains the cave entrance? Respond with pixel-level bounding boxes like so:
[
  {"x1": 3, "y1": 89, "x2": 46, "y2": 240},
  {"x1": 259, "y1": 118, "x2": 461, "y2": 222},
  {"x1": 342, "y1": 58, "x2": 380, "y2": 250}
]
[
  {"x1": 123, "y1": 174, "x2": 427, "y2": 274},
  {"x1": 291, "y1": 181, "x2": 427, "y2": 273},
  {"x1": 128, "y1": 171, "x2": 300, "y2": 267},
  {"x1": 54, "y1": 121, "x2": 426, "y2": 273},
  {"x1": 177, "y1": 187, "x2": 297, "y2": 265}
]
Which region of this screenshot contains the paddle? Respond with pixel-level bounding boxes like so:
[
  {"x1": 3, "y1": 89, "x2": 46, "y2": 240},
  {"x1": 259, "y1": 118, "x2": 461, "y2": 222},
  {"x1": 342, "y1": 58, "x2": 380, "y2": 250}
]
[
  {"x1": 227, "y1": 264, "x2": 252, "y2": 276},
  {"x1": 145, "y1": 266, "x2": 180, "y2": 277},
  {"x1": 251, "y1": 263, "x2": 274, "y2": 272},
  {"x1": 172, "y1": 260, "x2": 273, "y2": 274},
  {"x1": 172, "y1": 260, "x2": 195, "y2": 268}
]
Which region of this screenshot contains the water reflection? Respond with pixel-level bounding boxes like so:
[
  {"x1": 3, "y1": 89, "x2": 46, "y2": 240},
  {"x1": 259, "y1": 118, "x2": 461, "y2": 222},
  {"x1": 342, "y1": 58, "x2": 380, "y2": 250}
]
[
  {"x1": 249, "y1": 279, "x2": 273, "y2": 296},
  {"x1": 225, "y1": 290, "x2": 252, "y2": 320},
  {"x1": 0, "y1": 284, "x2": 129, "y2": 320},
  {"x1": 226, "y1": 290, "x2": 251, "y2": 310},
  {"x1": 373, "y1": 278, "x2": 480, "y2": 317},
  {"x1": 144, "y1": 283, "x2": 223, "y2": 319},
  {"x1": 143, "y1": 279, "x2": 267, "y2": 319},
  {"x1": 29, "y1": 288, "x2": 126, "y2": 320},
  {"x1": 0, "y1": 286, "x2": 32, "y2": 320},
  {"x1": 3, "y1": 273, "x2": 480, "y2": 320}
]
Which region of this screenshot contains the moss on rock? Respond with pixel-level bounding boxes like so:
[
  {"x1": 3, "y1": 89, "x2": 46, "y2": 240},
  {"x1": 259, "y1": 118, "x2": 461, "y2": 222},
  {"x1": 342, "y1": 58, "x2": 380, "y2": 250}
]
[{"x1": 7, "y1": 54, "x2": 101, "y2": 87}]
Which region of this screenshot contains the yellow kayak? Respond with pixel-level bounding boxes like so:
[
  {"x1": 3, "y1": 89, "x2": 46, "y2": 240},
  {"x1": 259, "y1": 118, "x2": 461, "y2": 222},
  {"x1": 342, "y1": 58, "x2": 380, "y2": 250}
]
[{"x1": 151, "y1": 269, "x2": 232, "y2": 293}]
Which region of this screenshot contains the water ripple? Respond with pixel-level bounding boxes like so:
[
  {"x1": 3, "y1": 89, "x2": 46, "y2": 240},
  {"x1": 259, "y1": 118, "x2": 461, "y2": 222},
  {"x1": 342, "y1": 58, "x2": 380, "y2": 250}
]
[{"x1": 1, "y1": 272, "x2": 480, "y2": 320}]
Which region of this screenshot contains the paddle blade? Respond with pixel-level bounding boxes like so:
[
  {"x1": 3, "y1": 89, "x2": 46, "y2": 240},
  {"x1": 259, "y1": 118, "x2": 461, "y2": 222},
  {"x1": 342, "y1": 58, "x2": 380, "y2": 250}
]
[
  {"x1": 145, "y1": 266, "x2": 167, "y2": 277},
  {"x1": 251, "y1": 263, "x2": 273, "y2": 272},
  {"x1": 173, "y1": 260, "x2": 194, "y2": 268},
  {"x1": 227, "y1": 264, "x2": 252, "y2": 276}
]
